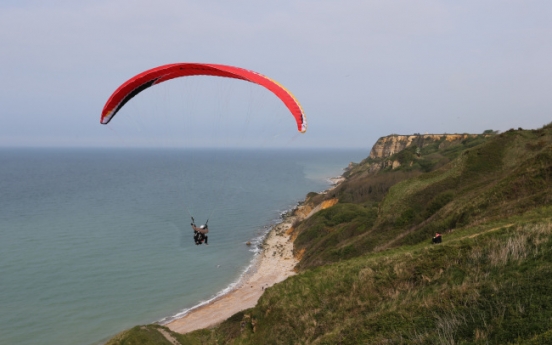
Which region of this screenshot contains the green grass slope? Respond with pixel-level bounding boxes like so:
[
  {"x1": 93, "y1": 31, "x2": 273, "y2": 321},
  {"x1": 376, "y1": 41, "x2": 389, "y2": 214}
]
[{"x1": 193, "y1": 219, "x2": 552, "y2": 344}]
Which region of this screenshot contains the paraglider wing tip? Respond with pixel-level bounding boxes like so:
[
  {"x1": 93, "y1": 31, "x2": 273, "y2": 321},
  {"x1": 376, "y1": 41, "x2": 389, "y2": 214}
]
[
  {"x1": 300, "y1": 115, "x2": 307, "y2": 133},
  {"x1": 100, "y1": 110, "x2": 114, "y2": 125}
]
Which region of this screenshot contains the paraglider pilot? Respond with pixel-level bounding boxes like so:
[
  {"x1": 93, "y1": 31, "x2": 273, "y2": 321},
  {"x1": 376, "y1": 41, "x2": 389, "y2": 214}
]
[
  {"x1": 192, "y1": 222, "x2": 209, "y2": 245},
  {"x1": 432, "y1": 232, "x2": 442, "y2": 244}
]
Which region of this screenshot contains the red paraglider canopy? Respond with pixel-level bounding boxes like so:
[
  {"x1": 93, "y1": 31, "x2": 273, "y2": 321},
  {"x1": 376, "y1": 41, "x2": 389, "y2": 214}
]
[{"x1": 101, "y1": 63, "x2": 307, "y2": 133}]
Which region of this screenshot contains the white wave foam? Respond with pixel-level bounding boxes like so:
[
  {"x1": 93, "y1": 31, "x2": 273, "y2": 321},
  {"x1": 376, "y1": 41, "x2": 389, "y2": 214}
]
[
  {"x1": 159, "y1": 213, "x2": 290, "y2": 325},
  {"x1": 158, "y1": 186, "x2": 333, "y2": 326},
  {"x1": 158, "y1": 252, "x2": 261, "y2": 325}
]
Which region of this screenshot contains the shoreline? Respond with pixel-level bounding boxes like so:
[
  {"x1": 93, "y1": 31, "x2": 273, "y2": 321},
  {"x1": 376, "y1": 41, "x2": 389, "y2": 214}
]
[
  {"x1": 166, "y1": 211, "x2": 299, "y2": 334},
  {"x1": 166, "y1": 174, "x2": 346, "y2": 334}
]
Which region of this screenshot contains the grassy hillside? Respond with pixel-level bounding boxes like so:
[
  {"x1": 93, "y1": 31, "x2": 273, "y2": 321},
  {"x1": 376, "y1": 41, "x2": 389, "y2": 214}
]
[
  {"x1": 294, "y1": 127, "x2": 552, "y2": 271},
  {"x1": 181, "y1": 218, "x2": 552, "y2": 344},
  {"x1": 107, "y1": 125, "x2": 552, "y2": 344}
]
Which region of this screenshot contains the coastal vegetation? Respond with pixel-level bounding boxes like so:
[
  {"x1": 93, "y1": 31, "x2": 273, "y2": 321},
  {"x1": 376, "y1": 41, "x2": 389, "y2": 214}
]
[{"x1": 107, "y1": 124, "x2": 552, "y2": 344}]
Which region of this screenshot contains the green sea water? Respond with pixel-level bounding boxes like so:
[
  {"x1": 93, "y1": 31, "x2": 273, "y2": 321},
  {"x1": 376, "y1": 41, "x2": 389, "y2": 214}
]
[{"x1": 0, "y1": 148, "x2": 367, "y2": 345}]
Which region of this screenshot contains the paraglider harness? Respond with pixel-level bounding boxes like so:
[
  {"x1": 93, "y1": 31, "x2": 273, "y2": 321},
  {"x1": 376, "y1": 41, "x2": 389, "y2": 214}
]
[{"x1": 191, "y1": 217, "x2": 209, "y2": 245}]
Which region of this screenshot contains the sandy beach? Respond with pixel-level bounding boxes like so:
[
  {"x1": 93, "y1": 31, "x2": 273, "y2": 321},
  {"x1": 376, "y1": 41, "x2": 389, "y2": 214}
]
[
  {"x1": 167, "y1": 215, "x2": 299, "y2": 334},
  {"x1": 166, "y1": 175, "x2": 345, "y2": 335}
]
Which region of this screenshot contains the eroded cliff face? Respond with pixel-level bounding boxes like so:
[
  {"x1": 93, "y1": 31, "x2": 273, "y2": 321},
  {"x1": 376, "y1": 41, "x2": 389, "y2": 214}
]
[{"x1": 369, "y1": 134, "x2": 479, "y2": 159}]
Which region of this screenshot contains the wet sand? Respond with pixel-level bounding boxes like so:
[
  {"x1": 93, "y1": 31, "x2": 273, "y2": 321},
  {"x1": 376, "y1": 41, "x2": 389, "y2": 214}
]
[{"x1": 167, "y1": 217, "x2": 298, "y2": 334}]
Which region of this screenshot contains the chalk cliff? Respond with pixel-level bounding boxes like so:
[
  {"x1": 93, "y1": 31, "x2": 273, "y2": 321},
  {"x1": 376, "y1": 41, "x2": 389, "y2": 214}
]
[
  {"x1": 342, "y1": 133, "x2": 489, "y2": 178},
  {"x1": 369, "y1": 134, "x2": 480, "y2": 159}
]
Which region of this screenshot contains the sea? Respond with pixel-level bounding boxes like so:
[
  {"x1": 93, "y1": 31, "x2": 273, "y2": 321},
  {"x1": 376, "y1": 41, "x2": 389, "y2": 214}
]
[{"x1": 0, "y1": 147, "x2": 367, "y2": 345}]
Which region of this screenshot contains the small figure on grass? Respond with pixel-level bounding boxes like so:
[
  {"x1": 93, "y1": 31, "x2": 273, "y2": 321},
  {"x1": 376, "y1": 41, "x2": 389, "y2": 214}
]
[{"x1": 432, "y1": 232, "x2": 442, "y2": 244}]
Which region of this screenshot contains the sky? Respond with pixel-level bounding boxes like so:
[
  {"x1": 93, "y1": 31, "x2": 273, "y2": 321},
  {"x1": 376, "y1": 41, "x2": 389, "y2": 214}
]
[{"x1": 1, "y1": 0, "x2": 551, "y2": 148}]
